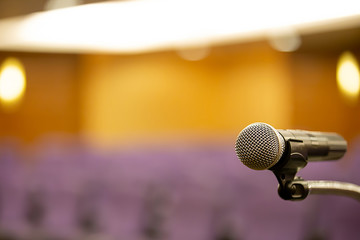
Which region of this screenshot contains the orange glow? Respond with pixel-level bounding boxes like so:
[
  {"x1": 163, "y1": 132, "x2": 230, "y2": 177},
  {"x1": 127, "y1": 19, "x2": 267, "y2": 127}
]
[{"x1": 79, "y1": 44, "x2": 293, "y2": 146}]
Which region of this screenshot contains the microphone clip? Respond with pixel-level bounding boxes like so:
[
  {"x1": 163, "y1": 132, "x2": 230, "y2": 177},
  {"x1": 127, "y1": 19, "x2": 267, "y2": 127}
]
[
  {"x1": 269, "y1": 139, "x2": 360, "y2": 201},
  {"x1": 277, "y1": 177, "x2": 310, "y2": 201},
  {"x1": 270, "y1": 138, "x2": 309, "y2": 200}
]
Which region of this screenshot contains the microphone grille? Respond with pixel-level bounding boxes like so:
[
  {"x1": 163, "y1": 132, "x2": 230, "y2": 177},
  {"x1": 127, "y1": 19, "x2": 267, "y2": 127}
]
[{"x1": 235, "y1": 122, "x2": 285, "y2": 170}]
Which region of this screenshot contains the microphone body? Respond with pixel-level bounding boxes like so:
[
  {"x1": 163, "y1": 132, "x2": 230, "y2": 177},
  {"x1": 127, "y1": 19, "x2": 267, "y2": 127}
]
[
  {"x1": 278, "y1": 129, "x2": 347, "y2": 162},
  {"x1": 235, "y1": 123, "x2": 347, "y2": 171}
]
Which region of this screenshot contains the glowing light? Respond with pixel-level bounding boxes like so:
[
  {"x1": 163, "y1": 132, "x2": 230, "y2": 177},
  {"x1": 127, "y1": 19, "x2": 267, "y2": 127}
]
[
  {"x1": 0, "y1": 58, "x2": 26, "y2": 106},
  {"x1": 44, "y1": 0, "x2": 83, "y2": 10},
  {"x1": 0, "y1": 0, "x2": 358, "y2": 53},
  {"x1": 268, "y1": 27, "x2": 302, "y2": 52},
  {"x1": 336, "y1": 51, "x2": 360, "y2": 103},
  {"x1": 177, "y1": 46, "x2": 211, "y2": 61}
]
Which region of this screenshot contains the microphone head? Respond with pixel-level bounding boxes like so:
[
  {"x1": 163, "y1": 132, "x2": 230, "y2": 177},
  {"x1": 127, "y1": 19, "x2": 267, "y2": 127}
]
[{"x1": 235, "y1": 122, "x2": 285, "y2": 170}]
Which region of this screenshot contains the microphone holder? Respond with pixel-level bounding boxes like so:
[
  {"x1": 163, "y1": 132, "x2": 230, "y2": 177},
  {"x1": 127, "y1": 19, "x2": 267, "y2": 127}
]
[
  {"x1": 286, "y1": 178, "x2": 360, "y2": 201},
  {"x1": 270, "y1": 138, "x2": 360, "y2": 201}
]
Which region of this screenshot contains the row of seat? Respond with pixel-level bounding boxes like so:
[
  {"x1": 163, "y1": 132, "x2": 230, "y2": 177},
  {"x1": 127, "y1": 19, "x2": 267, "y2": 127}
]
[{"x1": 0, "y1": 136, "x2": 359, "y2": 240}]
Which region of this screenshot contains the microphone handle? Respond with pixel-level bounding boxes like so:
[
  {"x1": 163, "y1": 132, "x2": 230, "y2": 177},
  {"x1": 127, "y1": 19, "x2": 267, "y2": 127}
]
[{"x1": 278, "y1": 129, "x2": 347, "y2": 161}]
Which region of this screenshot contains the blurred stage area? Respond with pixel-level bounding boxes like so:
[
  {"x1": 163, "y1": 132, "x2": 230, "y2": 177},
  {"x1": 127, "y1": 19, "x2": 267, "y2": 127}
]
[{"x1": 0, "y1": 1, "x2": 360, "y2": 240}]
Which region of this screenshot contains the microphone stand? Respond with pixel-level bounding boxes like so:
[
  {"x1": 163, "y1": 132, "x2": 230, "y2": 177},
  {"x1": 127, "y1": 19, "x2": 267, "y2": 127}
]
[
  {"x1": 284, "y1": 178, "x2": 360, "y2": 201},
  {"x1": 270, "y1": 139, "x2": 360, "y2": 201}
]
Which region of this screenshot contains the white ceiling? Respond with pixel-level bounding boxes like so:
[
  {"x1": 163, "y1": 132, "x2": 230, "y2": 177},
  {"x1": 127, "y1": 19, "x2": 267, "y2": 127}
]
[{"x1": 0, "y1": 0, "x2": 359, "y2": 53}]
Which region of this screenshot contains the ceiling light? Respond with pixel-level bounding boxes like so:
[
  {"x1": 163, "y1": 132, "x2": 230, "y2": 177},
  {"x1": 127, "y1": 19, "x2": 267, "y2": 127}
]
[{"x1": 0, "y1": 0, "x2": 358, "y2": 53}]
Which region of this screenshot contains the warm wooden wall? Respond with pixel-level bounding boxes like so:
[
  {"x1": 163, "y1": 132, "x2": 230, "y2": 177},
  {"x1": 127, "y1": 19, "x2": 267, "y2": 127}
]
[
  {"x1": 0, "y1": 39, "x2": 359, "y2": 148},
  {"x1": 0, "y1": 53, "x2": 80, "y2": 143},
  {"x1": 77, "y1": 42, "x2": 293, "y2": 146},
  {"x1": 290, "y1": 50, "x2": 360, "y2": 144}
]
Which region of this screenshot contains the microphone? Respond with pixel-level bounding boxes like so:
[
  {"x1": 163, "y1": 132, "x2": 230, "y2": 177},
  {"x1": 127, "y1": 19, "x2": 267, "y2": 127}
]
[
  {"x1": 234, "y1": 123, "x2": 360, "y2": 201},
  {"x1": 235, "y1": 122, "x2": 347, "y2": 171}
]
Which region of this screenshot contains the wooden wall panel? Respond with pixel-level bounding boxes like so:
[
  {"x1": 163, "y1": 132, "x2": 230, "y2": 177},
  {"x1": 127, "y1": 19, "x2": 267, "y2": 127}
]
[
  {"x1": 290, "y1": 50, "x2": 360, "y2": 144},
  {"x1": 78, "y1": 42, "x2": 293, "y2": 145},
  {"x1": 0, "y1": 53, "x2": 80, "y2": 143},
  {"x1": 0, "y1": 40, "x2": 358, "y2": 149}
]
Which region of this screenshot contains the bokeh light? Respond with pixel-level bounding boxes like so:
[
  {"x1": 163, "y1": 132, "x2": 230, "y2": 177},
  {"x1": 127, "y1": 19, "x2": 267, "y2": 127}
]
[
  {"x1": 176, "y1": 46, "x2": 211, "y2": 61},
  {"x1": 336, "y1": 51, "x2": 360, "y2": 103},
  {"x1": 0, "y1": 57, "x2": 26, "y2": 107},
  {"x1": 268, "y1": 27, "x2": 302, "y2": 52}
]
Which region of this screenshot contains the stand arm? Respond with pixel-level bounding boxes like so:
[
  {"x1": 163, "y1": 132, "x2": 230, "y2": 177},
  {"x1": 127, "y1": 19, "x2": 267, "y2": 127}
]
[
  {"x1": 287, "y1": 179, "x2": 360, "y2": 201},
  {"x1": 306, "y1": 180, "x2": 360, "y2": 201}
]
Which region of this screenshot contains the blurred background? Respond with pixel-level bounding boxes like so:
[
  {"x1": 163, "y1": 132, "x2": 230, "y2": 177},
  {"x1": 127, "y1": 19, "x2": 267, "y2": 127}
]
[{"x1": 0, "y1": 0, "x2": 360, "y2": 239}]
